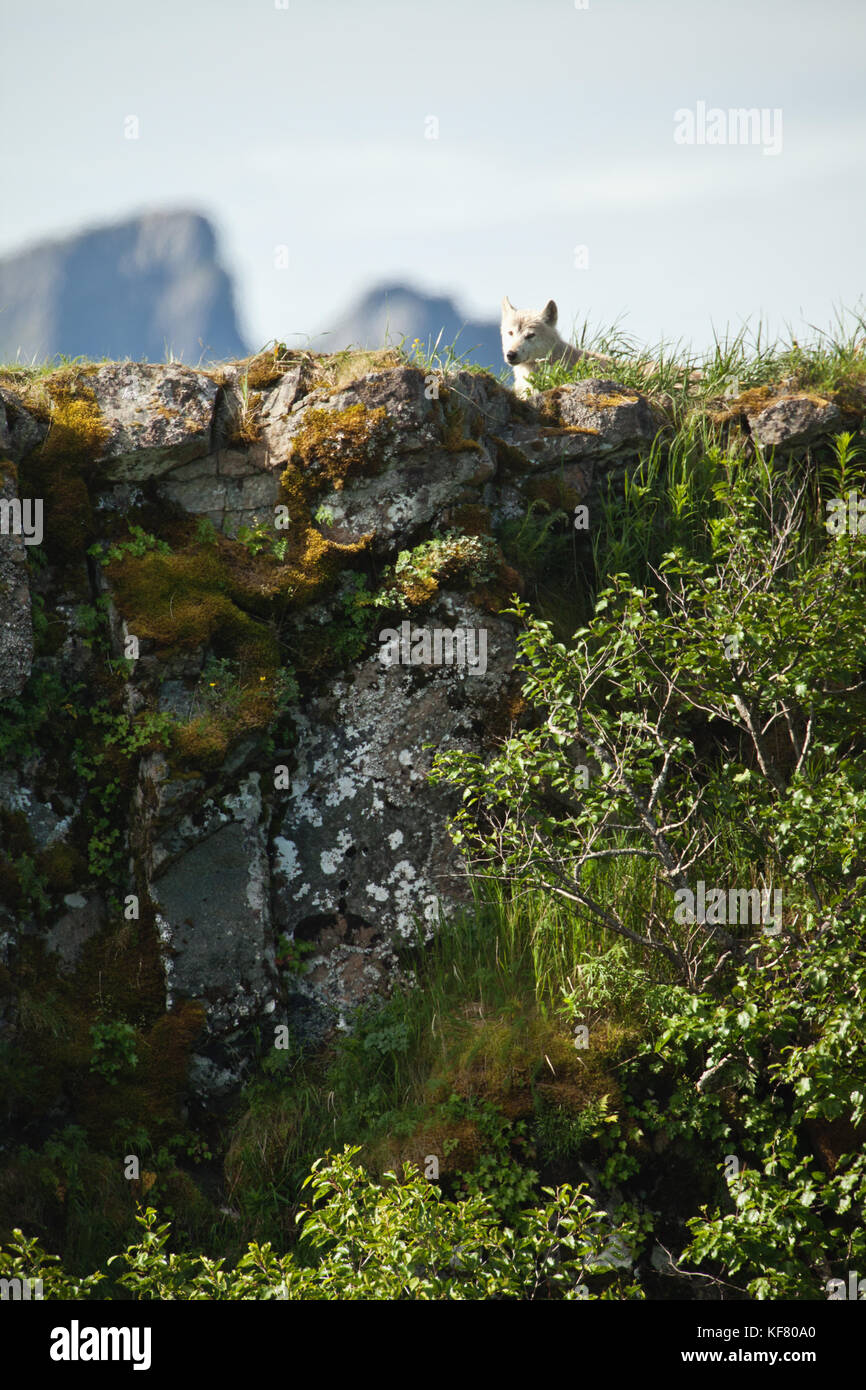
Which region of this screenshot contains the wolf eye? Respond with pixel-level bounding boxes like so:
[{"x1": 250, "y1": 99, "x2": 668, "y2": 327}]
[
  {"x1": 507, "y1": 330, "x2": 513, "y2": 337},
  {"x1": 525, "y1": 332, "x2": 535, "y2": 339}
]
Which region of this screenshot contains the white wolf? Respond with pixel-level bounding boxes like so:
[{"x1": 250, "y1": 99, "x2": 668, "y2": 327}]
[
  {"x1": 501, "y1": 296, "x2": 612, "y2": 399},
  {"x1": 501, "y1": 296, "x2": 702, "y2": 397}
]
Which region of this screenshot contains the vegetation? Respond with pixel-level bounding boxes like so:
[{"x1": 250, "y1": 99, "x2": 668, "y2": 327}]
[{"x1": 1, "y1": 322, "x2": 865, "y2": 1300}]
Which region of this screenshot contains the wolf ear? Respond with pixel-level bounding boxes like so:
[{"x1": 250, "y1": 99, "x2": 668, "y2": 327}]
[
  {"x1": 501, "y1": 295, "x2": 515, "y2": 316},
  {"x1": 541, "y1": 300, "x2": 558, "y2": 325}
]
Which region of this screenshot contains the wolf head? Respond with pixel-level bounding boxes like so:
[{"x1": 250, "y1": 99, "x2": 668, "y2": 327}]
[{"x1": 501, "y1": 296, "x2": 560, "y2": 367}]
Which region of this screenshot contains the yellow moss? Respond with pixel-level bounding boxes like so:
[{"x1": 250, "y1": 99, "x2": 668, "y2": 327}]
[
  {"x1": 42, "y1": 382, "x2": 108, "y2": 464},
  {"x1": 107, "y1": 546, "x2": 261, "y2": 650},
  {"x1": 429, "y1": 1006, "x2": 629, "y2": 1121},
  {"x1": 14, "y1": 377, "x2": 109, "y2": 574},
  {"x1": 711, "y1": 384, "x2": 843, "y2": 427},
  {"x1": 401, "y1": 573, "x2": 440, "y2": 605},
  {"x1": 288, "y1": 402, "x2": 391, "y2": 491},
  {"x1": 312, "y1": 348, "x2": 402, "y2": 392},
  {"x1": 35, "y1": 841, "x2": 87, "y2": 895},
  {"x1": 143, "y1": 1001, "x2": 206, "y2": 1112},
  {"x1": 590, "y1": 391, "x2": 639, "y2": 409},
  {"x1": 440, "y1": 399, "x2": 472, "y2": 452},
  {"x1": 172, "y1": 684, "x2": 276, "y2": 769},
  {"x1": 226, "y1": 387, "x2": 263, "y2": 445}
]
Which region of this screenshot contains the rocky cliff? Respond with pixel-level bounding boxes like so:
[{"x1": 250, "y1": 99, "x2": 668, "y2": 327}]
[{"x1": 0, "y1": 348, "x2": 854, "y2": 1122}]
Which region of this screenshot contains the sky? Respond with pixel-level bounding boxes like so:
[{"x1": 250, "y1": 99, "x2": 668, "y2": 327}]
[{"x1": 2, "y1": 0, "x2": 865, "y2": 356}]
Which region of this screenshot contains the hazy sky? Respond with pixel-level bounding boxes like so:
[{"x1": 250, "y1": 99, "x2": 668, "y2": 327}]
[{"x1": 3, "y1": 0, "x2": 864, "y2": 355}]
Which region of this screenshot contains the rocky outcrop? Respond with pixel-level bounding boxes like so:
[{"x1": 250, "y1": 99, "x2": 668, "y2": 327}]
[
  {"x1": 3, "y1": 347, "x2": 861, "y2": 1111},
  {"x1": 0, "y1": 350, "x2": 705, "y2": 1100},
  {"x1": 746, "y1": 392, "x2": 843, "y2": 449},
  {"x1": 85, "y1": 362, "x2": 220, "y2": 479},
  {"x1": 271, "y1": 594, "x2": 517, "y2": 1035}
]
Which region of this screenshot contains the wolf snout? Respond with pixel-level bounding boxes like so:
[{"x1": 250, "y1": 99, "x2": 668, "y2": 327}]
[{"x1": 505, "y1": 349, "x2": 518, "y2": 364}]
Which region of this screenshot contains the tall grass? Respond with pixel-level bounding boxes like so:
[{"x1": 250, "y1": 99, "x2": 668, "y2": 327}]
[
  {"x1": 588, "y1": 414, "x2": 728, "y2": 592},
  {"x1": 529, "y1": 303, "x2": 866, "y2": 416}
]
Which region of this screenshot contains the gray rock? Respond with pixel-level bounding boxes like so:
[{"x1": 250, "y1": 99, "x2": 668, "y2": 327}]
[
  {"x1": 187, "y1": 1052, "x2": 244, "y2": 1102},
  {"x1": 149, "y1": 772, "x2": 277, "y2": 1036},
  {"x1": 0, "y1": 390, "x2": 47, "y2": 462},
  {"x1": 156, "y1": 679, "x2": 196, "y2": 721},
  {"x1": 158, "y1": 451, "x2": 279, "y2": 535},
  {"x1": 284, "y1": 366, "x2": 439, "y2": 462},
  {"x1": 0, "y1": 353, "x2": 670, "y2": 1070},
  {"x1": 0, "y1": 773, "x2": 75, "y2": 851},
  {"x1": 44, "y1": 894, "x2": 107, "y2": 972},
  {"x1": 254, "y1": 366, "x2": 314, "y2": 463},
  {"x1": 76, "y1": 362, "x2": 219, "y2": 479},
  {"x1": 273, "y1": 366, "x2": 498, "y2": 551},
  {"x1": 316, "y1": 444, "x2": 494, "y2": 553},
  {"x1": 271, "y1": 594, "x2": 516, "y2": 1031},
  {"x1": 552, "y1": 378, "x2": 659, "y2": 453},
  {"x1": 747, "y1": 393, "x2": 843, "y2": 448}
]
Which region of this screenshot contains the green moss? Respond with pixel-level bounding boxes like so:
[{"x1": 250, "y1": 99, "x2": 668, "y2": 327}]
[
  {"x1": 35, "y1": 841, "x2": 87, "y2": 895},
  {"x1": 440, "y1": 503, "x2": 492, "y2": 536},
  {"x1": 525, "y1": 476, "x2": 582, "y2": 512},
  {"x1": 0, "y1": 807, "x2": 33, "y2": 858},
  {"x1": 429, "y1": 1007, "x2": 627, "y2": 1129},
  {"x1": 439, "y1": 396, "x2": 483, "y2": 453},
  {"x1": 108, "y1": 545, "x2": 264, "y2": 652},
  {"x1": 491, "y1": 435, "x2": 532, "y2": 472},
  {"x1": 369, "y1": 1115, "x2": 483, "y2": 1181},
  {"x1": 375, "y1": 532, "x2": 501, "y2": 609}
]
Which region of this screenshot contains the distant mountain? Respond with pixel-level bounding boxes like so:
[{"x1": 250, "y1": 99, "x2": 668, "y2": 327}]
[
  {"x1": 312, "y1": 283, "x2": 504, "y2": 376},
  {"x1": 0, "y1": 211, "x2": 249, "y2": 365}
]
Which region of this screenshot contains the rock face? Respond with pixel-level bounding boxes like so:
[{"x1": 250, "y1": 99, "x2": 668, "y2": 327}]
[
  {"x1": 0, "y1": 349, "x2": 670, "y2": 1100},
  {"x1": 272, "y1": 595, "x2": 517, "y2": 1035},
  {"x1": 88, "y1": 362, "x2": 220, "y2": 478},
  {"x1": 0, "y1": 212, "x2": 249, "y2": 365},
  {"x1": 149, "y1": 771, "x2": 276, "y2": 1037},
  {"x1": 746, "y1": 393, "x2": 843, "y2": 449},
  {"x1": 2, "y1": 350, "x2": 859, "y2": 1109}
]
